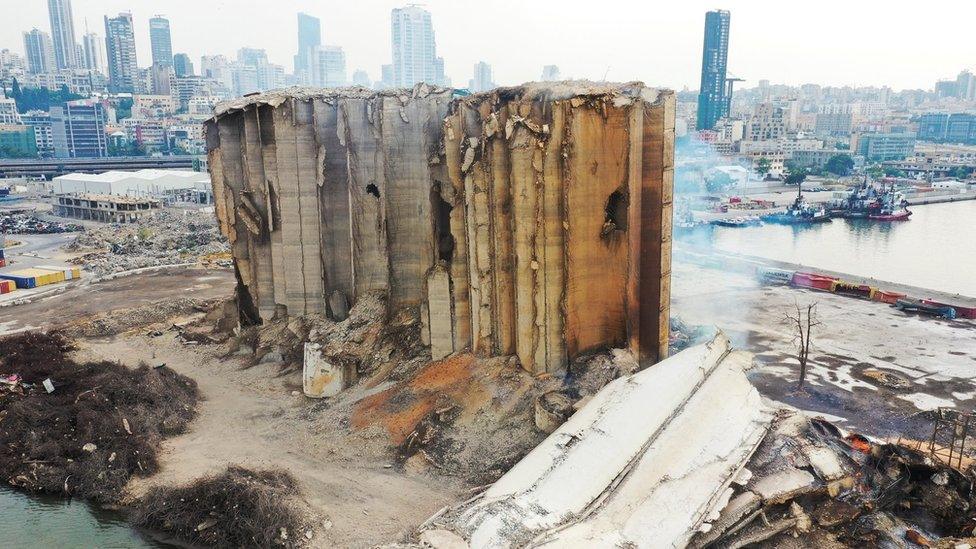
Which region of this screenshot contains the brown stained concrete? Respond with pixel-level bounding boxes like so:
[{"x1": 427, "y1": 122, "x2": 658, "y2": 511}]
[{"x1": 207, "y1": 82, "x2": 675, "y2": 374}]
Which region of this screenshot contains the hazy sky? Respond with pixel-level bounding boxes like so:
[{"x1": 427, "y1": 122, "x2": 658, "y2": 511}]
[{"x1": 6, "y1": 0, "x2": 975, "y2": 91}]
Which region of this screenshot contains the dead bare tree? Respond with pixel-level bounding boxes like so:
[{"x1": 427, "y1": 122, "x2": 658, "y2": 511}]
[{"x1": 785, "y1": 301, "x2": 821, "y2": 390}]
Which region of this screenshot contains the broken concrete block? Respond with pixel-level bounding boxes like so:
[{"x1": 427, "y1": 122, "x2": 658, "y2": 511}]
[
  {"x1": 751, "y1": 468, "x2": 818, "y2": 504},
  {"x1": 208, "y1": 82, "x2": 674, "y2": 374},
  {"x1": 420, "y1": 333, "x2": 773, "y2": 547},
  {"x1": 302, "y1": 342, "x2": 354, "y2": 398}
]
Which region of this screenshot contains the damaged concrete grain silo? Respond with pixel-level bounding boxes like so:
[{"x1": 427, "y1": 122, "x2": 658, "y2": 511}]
[{"x1": 206, "y1": 82, "x2": 674, "y2": 373}]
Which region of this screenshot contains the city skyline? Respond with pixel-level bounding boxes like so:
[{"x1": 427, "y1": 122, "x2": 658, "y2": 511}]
[{"x1": 2, "y1": 0, "x2": 975, "y2": 92}]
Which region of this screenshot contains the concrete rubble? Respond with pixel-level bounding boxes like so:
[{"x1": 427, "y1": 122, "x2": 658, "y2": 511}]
[
  {"x1": 65, "y1": 210, "x2": 228, "y2": 275},
  {"x1": 417, "y1": 333, "x2": 773, "y2": 548},
  {"x1": 206, "y1": 82, "x2": 675, "y2": 373},
  {"x1": 412, "y1": 332, "x2": 976, "y2": 549}
]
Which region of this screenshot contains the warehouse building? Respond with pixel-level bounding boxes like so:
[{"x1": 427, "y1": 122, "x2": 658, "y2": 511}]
[
  {"x1": 52, "y1": 194, "x2": 160, "y2": 223},
  {"x1": 52, "y1": 169, "x2": 213, "y2": 204}
]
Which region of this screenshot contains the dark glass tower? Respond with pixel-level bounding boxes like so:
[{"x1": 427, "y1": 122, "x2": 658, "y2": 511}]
[{"x1": 696, "y1": 10, "x2": 731, "y2": 130}]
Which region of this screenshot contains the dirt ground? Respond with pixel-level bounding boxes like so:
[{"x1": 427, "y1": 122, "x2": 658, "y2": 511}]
[
  {"x1": 0, "y1": 268, "x2": 235, "y2": 335},
  {"x1": 671, "y1": 261, "x2": 976, "y2": 441},
  {"x1": 72, "y1": 332, "x2": 464, "y2": 548}
]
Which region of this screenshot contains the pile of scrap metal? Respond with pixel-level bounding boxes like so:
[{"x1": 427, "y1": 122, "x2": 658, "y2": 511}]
[
  {"x1": 415, "y1": 333, "x2": 976, "y2": 548},
  {"x1": 695, "y1": 410, "x2": 976, "y2": 548}
]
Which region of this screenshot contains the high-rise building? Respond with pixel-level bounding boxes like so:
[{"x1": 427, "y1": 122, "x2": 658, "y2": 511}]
[
  {"x1": 237, "y1": 48, "x2": 268, "y2": 68},
  {"x1": 295, "y1": 12, "x2": 321, "y2": 78},
  {"x1": 151, "y1": 63, "x2": 173, "y2": 95},
  {"x1": 82, "y1": 32, "x2": 105, "y2": 74},
  {"x1": 352, "y1": 69, "x2": 370, "y2": 87},
  {"x1": 20, "y1": 110, "x2": 55, "y2": 156},
  {"x1": 23, "y1": 29, "x2": 56, "y2": 74},
  {"x1": 956, "y1": 70, "x2": 975, "y2": 101},
  {"x1": 541, "y1": 65, "x2": 560, "y2": 81},
  {"x1": 312, "y1": 46, "x2": 346, "y2": 87},
  {"x1": 173, "y1": 53, "x2": 194, "y2": 77},
  {"x1": 0, "y1": 98, "x2": 21, "y2": 124},
  {"x1": 48, "y1": 0, "x2": 79, "y2": 69},
  {"x1": 104, "y1": 13, "x2": 138, "y2": 93},
  {"x1": 390, "y1": 5, "x2": 446, "y2": 87},
  {"x1": 469, "y1": 61, "x2": 494, "y2": 92},
  {"x1": 696, "y1": 10, "x2": 731, "y2": 130},
  {"x1": 148, "y1": 16, "x2": 173, "y2": 67},
  {"x1": 50, "y1": 99, "x2": 108, "y2": 157}
]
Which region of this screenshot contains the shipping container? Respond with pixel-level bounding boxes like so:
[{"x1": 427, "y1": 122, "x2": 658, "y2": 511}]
[
  {"x1": 922, "y1": 299, "x2": 976, "y2": 320},
  {"x1": 0, "y1": 279, "x2": 14, "y2": 294},
  {"x1": 870, "y1": 289, "x2": 906, "y2": 304},
  {"x1": 36, "y1": 265, "x2": 81, "y2": 280},
  {"x1": 0, "y1": 268, "x2": 63, "y2": 289},
  {"x1": 791, "y1": 272, "x2": 837, "y2": 291}
]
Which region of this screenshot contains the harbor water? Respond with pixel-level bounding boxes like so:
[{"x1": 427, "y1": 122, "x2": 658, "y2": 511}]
[
  {"x1": 703, "y1": 200, "x2": 976, "y2": 298},
  {"x1": 0, "y1": 486, "x2": 167, "y2": 549}
]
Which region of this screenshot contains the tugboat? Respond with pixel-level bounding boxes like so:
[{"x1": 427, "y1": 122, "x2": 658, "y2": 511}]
[
  {"x1": 762, "y1": 187, "x2": 831, "y2": 225},
  {"x1": 711, "y1": 215, "x2": 762, "y2": 228},
  {"x1": 868, "y1": 185, "x2": 912, "y2": 220},
  {"x1": 833, "y1": 178, "x2": 912, "y2": 221},
  {"x1": 673, "y1": 203, "x2": 712, "y2": 236}
]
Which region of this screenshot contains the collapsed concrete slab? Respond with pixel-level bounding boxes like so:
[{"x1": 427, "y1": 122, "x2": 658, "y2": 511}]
[
  {"x1": 417, "y1": 333, "x2": 774, "y2": 548},
  {"x1": 207, "y1": 82, "x2": 674, "y2": 372}
]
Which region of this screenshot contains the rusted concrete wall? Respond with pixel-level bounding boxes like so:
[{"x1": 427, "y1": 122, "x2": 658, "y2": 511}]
[{"x1": 207, "y1": 82, "x2": 673, "y2": 372}]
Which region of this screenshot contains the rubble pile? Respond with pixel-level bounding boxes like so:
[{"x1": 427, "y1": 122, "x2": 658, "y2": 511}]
[
  {"x1": 65, "y1": 210, "x2": 228, "y2": 275},
  {"x1": 230, "y1": 291, "x2": 427, "y2": 379},
  {"x1": 0, "y1": 211, "x2": 82, "y2": 234},
  {"x1": 61, "y1": 297, "x2": 225, "y2": 339},
  {"x1": 692, "y1": 410, "x2": 976, "y2": 548},
  {"x1": 133, "y1": 466, "x2": 313, "y2": 548},
  {"x1": 0, "y1": 331, "x2": 198, "y2": 503}
]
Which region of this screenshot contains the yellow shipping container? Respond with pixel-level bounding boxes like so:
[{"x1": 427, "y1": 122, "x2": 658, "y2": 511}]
[{"x1": 15, "y1": 268, "x2": 62, "y2": 287}]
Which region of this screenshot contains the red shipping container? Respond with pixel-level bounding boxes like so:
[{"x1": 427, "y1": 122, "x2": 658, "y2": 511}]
[
  {"x1": 0, "y1": 279, "x2": 14, "y2": 294},
  {"x1": 871, "y1": 289, "x2": 906, "y2": 304},
  {"x1": 791, "y1": 272, "x2": 837, "y2": 291}
]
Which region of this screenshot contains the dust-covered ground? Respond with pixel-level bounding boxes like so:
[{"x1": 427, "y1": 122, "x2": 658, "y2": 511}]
[{"x1": 671, "y1": 260, "x2": 976, "y2": 441}]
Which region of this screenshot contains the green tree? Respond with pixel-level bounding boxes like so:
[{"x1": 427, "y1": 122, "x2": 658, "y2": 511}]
[
  {"x1": 784, "y1": 164, "x2": 808, "y2": 186},
  {"x1": 824, "y1": 154, "x2": 855, "y2": 176},
  {"x1": 949, "y1": 166, "x2": 973, "y2": 180},
  {"x1": 755, "y1": 157, "x2": 772, "y2": 179},
  {"x1": 116, "y1": 98, "x2": 133, "y2": 120},
  {"x1": 883, "y1": 166, "x2": 906, "y2": 178},
  {"x1": 866, "y1": 164, "x2": 884, "y2": 180},
  {"x1": 10, "y1": 77, "x2": 20, "y2": 100}
]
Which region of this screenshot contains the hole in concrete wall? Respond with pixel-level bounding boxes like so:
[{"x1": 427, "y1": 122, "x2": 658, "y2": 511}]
[
  {"x1": 602, "y1": 189, "x2": 629, "y2": 237},
  {"x1": 365, "y1": 183, "x2": 380, "y2": 198},
  {"x1": 431, "y1": 183, "x2": 455, "y2": 263}
]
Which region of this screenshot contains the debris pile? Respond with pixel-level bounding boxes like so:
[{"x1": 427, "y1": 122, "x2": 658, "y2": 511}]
[
  {"x1": 61, "y1": 297, "x2": 225, "y2": 339},
  {"x1": 64, "y1": 210, "x2": 228, "y2": 275},
  {"x1": 230, "y1": 292, "x2": 427, "y2": 381},
  {"x1": 692, "y1": 410, "x2": 976, "y2": 548},
  {"x1": 0, "y1": 211, "x2": 82, "y2": 234},
  {"x1": 419, "y1": 333, "x2": 771, "y2": 547},
  {"x1": 132, "y1": 466, "x2": 313, "y2": 548},
  {"x1": 0, "y1": 331, "x2": 198, "y2": 503}
]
